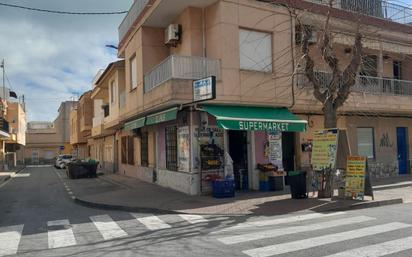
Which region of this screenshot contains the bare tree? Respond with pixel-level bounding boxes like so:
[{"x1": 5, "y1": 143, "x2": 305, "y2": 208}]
[{"x1": 299, "y1": 0, "x2": 363, "y2": 128}]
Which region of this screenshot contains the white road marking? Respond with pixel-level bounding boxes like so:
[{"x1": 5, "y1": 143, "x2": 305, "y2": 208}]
[
  {"x1": 47, "y1": 220, "x2": 76, "y2": 249},
  {"x1": 90, "y1": 215, "x2": 127, "y2": 240},
  {"x1": 324, "y1": 236, "x2": 412, "y2": 257},
  {"x1": 243, "y1": 222, "x2": 412, "y2": 257},
  {"x1": 214, "y1": 212, "x2": 346, "y2": 233},
  {"x1": 0, "y1": 225, "x2": 24, "y2": 256},
  {"x1": 134, "y1": 215, "x2": 171, "y2": 230},
  {"x1": 11, "y1": 173, "x2": 30, "y2": 178},
  {"x1": 179, "y1": 214, "x2": 208, "y2": 224},
  {"x1": 218, "y1": 216, "x2": 375, "y2": 245}
]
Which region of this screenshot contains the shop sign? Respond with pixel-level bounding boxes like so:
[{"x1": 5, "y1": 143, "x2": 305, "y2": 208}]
[
  {"x1": 345, "y1": 156, "x2": 367, "y2": 200},
  {"x1": 146, "y1": 107, "x2": 178, "y2": 125},
  {"x1": 311, "y1": 129, "x2": 339, "y2": 171},
  {"x1": 178, "y1": 126, "x2": 190, "y2": 172},
  {"x1": 217, "y1": 120, "x2": 306, "y2": 132},
  {"x1": 193, "y1": 76, "x2": 216, "y2": 103},
  {"x1": 268, "y1": 132, "x2": 283, "y2": 169}
]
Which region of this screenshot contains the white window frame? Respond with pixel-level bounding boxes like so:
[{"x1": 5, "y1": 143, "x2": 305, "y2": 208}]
[
  {"x1": 357, "y1": 127, "x2": 375, "y2": 159},
  {"x1": 239, "y1": 29, "x2": 273, "y2": 73},
  {"x1": 130, "y1": 55, "x2": 137, "y2": 90}
]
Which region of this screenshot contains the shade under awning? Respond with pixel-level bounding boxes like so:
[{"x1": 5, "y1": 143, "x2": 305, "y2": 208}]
[
  {"x1": 124, "y1": 117, "x2": 146, "y2": 131},
  {"x1": 202, "y1": 105, "x2": 307, "y2": 132}
]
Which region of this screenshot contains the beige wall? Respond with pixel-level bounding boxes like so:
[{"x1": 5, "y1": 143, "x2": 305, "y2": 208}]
[{"x1": 5, "y1": 102, "x2": 26, "y2": 146}]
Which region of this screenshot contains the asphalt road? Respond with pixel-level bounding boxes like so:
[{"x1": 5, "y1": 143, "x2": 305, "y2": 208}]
[{"x1": 1, "y1": 167, "x2": 412, "y2": 257}]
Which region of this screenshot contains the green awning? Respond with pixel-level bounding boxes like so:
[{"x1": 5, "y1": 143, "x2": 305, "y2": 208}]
[
  {"x1": 202, "y1": 105, "x2": 307, "y2": 132},
  {"x1": 124, "y1": 117, "x2": 146, "y2": 131},
  {"x1": 146, "y1": 107, "x2": 178, "y2": 126}
]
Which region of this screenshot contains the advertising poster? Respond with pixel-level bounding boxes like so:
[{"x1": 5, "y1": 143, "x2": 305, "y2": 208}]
[
  {"x1": 311, "y1": 129, "x2": 339, "y2": 171},
  {"x1": 178, "y1": 126, "x2": 190, "y2": 172},
  {"x1": 192, "y1": 126, "x2": 224, "y2": 171},
  {"x1": 345, "y1": 156, "x2": 367, "y2": 199},
  {"x1": 268, "y1": 132, "x2": 283, "y2": 169}
]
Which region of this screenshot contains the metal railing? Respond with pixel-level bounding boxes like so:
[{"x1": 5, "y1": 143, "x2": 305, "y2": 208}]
[
  {"x1": 144, "y1": 55, "x2": 221, "y2": 93},
  {"x1": 118, "y1": 0, "x2": 149, "y2": 42},
  {"x1": 306, "y1": 0, "x2": 412, "y2": 25},
  {"x1": 297, "y1": 71, "x2": 412, "y2": 96}
]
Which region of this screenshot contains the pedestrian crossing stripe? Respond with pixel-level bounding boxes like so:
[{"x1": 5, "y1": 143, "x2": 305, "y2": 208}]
[
  {"x1": 47, "y1": 220, "x2": 76, "y2": 249},
  {"x1": 242, "y1": 222, "x2": 412, "y2": 257},
  {"x1": 90, "y1": 215, "x2": 128, "y2": 240},
  {"x1": 213, "y1": 211, "x2": 346, "y2": 233},
  {"x1": 218, "y1": 216, "x2": 375, "y2": 245},
  {"x1": 179, "y1": 214, "x2": 208, "y2": 224},
  {"x1": 134, "y1": 215, "x2": 172, "y2": 230},
  {"x1": 324, "y1": 236, "x2": 412, "y2": 257},
  {"x1": 0, "y1": 225, "x2": 23, "y2": 256}
]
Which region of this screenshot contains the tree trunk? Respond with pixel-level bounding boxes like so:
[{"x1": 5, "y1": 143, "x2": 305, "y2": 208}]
[{"x1": 323, "y1": 99, "x2": 337, "y2": 128}]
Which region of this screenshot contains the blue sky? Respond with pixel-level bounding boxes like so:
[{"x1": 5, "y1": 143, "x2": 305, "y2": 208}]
[{"x1": 0, "y1": 0, "x2": 132, "y2": 121}]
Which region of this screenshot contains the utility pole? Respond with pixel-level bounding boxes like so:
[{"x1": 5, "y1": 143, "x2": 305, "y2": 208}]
[{"x1": 1, "y1": 59, "x2": 4, "y2": 99}]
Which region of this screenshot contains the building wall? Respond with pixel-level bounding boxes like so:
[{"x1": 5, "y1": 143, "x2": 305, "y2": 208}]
[{"x1": 25, "y1": 101, "x2": 77, "y2": 165}]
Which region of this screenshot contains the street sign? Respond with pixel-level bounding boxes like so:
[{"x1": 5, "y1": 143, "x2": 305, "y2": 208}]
[
  {"x1": 345, "y1": 156, "x2": 366, "y2": 200},
  {"x1": 193, "y1": 76, "x2": 216, "y2": 103}
]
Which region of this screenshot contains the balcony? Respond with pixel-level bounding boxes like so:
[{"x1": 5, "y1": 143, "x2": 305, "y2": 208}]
[
  {"x1": 305, "y1": 0, "x2": 412, "y2": 25},
  {"x1": 297, "y1": 71, "x2": 412, "y2": 96},
  {"x1": 144, "y1": 55, "x2": 221, "y2": 93},
  {"x1": 118, "y1": 0, "x2": 149, "y2": 42}
]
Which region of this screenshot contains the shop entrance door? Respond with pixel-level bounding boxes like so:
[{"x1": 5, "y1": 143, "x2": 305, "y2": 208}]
[
  {"x1": 282, "y1": 132, "x2": 295, "y2": 184},
  {"x1": 397, "y1": 127, "x2": 409, "y2": 175},
  {"x1": 228, "y1": 130, "x2": 248, "y2": 190}
]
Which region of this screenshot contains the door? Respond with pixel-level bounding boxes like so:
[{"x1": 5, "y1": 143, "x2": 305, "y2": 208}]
[
  {"x1": 397, "y1": 127, "x2": 409, "y2": 175},
  {"x1": 282, "y1": 132, "x2": 295, "y2": 185},
  {"x1": 228, "y1": 130, "x2": 248, "y2": 190}
]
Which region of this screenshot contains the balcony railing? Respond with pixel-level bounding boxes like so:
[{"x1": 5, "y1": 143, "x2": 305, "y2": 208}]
[
  {"x1": 144, "y1": 55, "x2": 221, "y2": 93},
  {"x1": 306, "y1": 0, "x2": 412, "y2": 25},
  {"x1": 118, "y1": 0, "x2": 149, "y2": 42},
  {"x1": 297, "y1": 71, "x2": 412, "y2": 96}
]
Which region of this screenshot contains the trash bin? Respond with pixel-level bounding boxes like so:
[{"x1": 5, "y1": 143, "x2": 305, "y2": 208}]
[
  {"x1": 288, "y1": 171, "x2": 307, "y2": 199},
  {"x1": 212, "y1": 179, "x2": 235, "y2": 198},
  {"x1": 67, "y1": 161, "x2": 98, "y2": 179}
]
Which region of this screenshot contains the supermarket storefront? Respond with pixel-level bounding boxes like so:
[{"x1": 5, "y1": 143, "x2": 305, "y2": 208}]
[{"x1": 199, "y1": 105, "x2": 307, "y2": 193}]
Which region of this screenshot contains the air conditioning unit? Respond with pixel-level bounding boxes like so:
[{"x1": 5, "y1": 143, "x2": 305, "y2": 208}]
[{"x1": 165, "y1": 24, "x2": 182, "y2": 46}]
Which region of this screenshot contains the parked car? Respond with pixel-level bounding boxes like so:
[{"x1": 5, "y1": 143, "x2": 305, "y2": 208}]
[{"x1": 55, "y1": 155, "x2": 73, "y2": 169}]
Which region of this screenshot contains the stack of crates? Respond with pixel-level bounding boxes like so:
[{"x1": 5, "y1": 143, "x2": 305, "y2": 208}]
[{"x1": 212, "y1": 179, "x2": 235, "y2": 198}]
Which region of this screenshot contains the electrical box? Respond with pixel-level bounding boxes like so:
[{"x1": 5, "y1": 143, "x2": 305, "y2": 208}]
[{"x1": 165, "y1": 24, "x2": 182, "y2": 46}]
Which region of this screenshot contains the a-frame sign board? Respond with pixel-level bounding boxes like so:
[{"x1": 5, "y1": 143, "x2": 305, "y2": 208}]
[{"x1": 311, "y1": 128, "x2": 351, "y2": 198}]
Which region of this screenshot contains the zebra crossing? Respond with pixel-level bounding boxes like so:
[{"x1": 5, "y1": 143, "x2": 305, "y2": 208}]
[
  {"x1": 0, "y1": 213, "x2": 212, "y2": 256},
  {"x1": 215, "y1": 212, "x2": 412, "y2": 257},
  {"x1": 2, "y1": 211, "x2": 412, "y2": 256}
]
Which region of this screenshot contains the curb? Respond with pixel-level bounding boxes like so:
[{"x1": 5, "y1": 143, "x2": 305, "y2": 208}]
[
  {"x1": 73, "y1": 196, "x2": 180, "y2": 214},
  {"x1": 320, "y1": 198, "x2": 404, "y2": 212},
  {"x1": 0, "y1": 166, "x2": 26, "y2": 186}
]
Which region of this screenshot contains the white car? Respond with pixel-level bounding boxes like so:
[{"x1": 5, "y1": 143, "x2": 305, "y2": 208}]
[{"x1": 55, "y1": 155, "x2": 73, "y2": 169}]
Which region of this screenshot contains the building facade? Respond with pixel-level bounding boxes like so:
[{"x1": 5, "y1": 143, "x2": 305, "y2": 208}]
[
  {"x1": 25, "y1": 101, "x2": 77, "y2": 165},
  {"x1": 70, "y1": 91, "x2": 93, "y2": 160},
  {"x1": 75, "y1": 0, "x2": 412, "y2": 195}
]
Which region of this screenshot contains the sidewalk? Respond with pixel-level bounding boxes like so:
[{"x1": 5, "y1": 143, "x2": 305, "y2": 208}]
[
  {"x1": 0, "y1": 166, "x2": 26, "y2": 185},
  {"x1": 63, "y1": 171, "x2": 408, "y2": 216}
]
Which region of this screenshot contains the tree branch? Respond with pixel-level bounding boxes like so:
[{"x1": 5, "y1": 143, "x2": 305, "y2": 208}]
[
  {"x1": 299, "y1": 21, "x2": 327, "y2": 103},
  {"x1": 335, "y1": 23, "x2": 363, "y2": 108}
]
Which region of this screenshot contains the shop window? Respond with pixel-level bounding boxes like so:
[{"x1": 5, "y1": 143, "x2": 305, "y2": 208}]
[
  {"x1": 121, "y1": 137, "x2": 127, "y2": 164},
  {"x1": 127, "y1": 136, "x2": 135, "y2": 165},
  {"x1": 165, "y1": 126, "x2": 178, "y2": 171},
  {"x1": 357, "y1": 127, "x2": 375, "y2": 159},
  {"x1": 141, "y1": 132, "x2": 149, "y2": 167},
  {"x1": 239, "y1": 29, "x2": 272, "y2": 73}
]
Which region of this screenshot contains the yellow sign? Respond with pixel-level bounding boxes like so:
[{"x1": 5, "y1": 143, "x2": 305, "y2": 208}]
[
  {"x1": 345, "y1": 156, "x2": 367, "y2": 199},
  {"x1": 311, "y1": 129, "x2": 338, "y2": 170}
]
